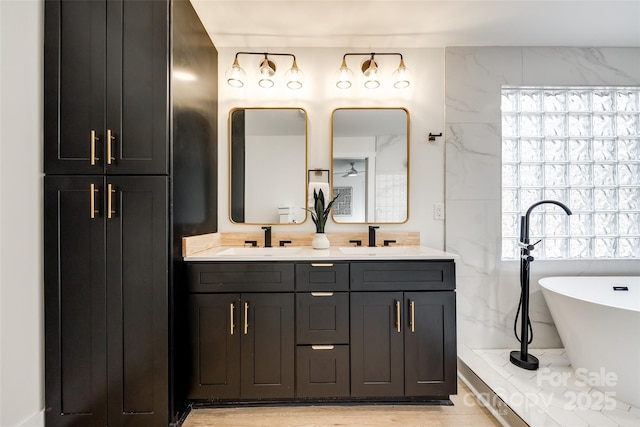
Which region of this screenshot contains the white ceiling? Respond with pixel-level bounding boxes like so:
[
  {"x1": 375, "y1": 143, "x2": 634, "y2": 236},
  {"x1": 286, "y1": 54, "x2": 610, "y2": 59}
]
[{"x1": 190, "y1": 0, "x2": 640, "y2": 49}]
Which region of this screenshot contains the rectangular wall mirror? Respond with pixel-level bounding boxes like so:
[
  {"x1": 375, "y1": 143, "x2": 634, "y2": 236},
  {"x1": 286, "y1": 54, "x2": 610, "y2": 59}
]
[
  {"x1": 229, "y1": 107, "x2": 308, "y2": 224},
  {"x1": 332, "y1": 108, "x2": 409, "y2": 223}
]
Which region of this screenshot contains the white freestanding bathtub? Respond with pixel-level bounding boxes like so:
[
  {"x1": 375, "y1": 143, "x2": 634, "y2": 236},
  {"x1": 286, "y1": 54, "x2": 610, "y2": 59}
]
[{"x1": 539, "y1": 276, "x2": 640, "y2": 408}]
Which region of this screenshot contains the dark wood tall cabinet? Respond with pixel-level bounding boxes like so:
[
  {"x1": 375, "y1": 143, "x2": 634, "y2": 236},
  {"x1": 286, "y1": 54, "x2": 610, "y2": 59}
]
[
  {"x1": 44, "y1": 0, "x2": 168, "y2": 176},
  {"x1": 44, "y1": 1, "x2": 218, "y2": 425},
  {"x1": 44, "y1": 176, "x2": 168, "y2": 426}
]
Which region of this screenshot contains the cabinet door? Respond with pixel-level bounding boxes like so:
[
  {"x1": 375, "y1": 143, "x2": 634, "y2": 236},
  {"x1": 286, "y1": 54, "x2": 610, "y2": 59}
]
[
  {"x1": 404, "y1": 292, "x2": 457, "y2": 397},
  {"x1": 241, "y1": 293, "x2": 295, "y2": 399},
  {"x1": 105, "y1": 0, "x2": 168, "y2": 175},
  {"x1": 188, "y1": 294, "x2": 241, "y2": 399},
  {"x1": 106, "y1": 176, "x2": 168, "y2": 425},
  {"x1": 350, "y1": 292, "x2": 404, "y2": 397},
  {"x1": 44, "y1": 176, "x2": 107, "y2": 426},
  {"x1": 44, "y1": 0, "x2": 106, "y2": 174},
  {"x1": 44, "y1": 0, "x2": 168, "y2": 175}
]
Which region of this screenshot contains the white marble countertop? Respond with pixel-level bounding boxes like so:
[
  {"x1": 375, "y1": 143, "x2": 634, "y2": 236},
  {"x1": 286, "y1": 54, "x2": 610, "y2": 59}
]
[{"x1": 184, "y1": 245, "x2": 459, "y2": 262}]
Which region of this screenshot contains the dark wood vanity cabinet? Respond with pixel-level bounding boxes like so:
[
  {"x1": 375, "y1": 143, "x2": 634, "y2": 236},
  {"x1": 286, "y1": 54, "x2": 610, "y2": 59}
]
[
  {"x1": 188, "y1": 263, "x2": 295, "y2": 400},
  {"x1": 350, "y1": 291, "x2": 456, "y2": 398},
  {"x1": 187, "y1": 259, "x2": 456, "y2": 403},
  {"x1": 189, "y1": 293, "x2": 295, "y2": 400},
  {"x1": 350, "y1": 261, "x2": 457, "y2": 398},
  {"x1": 44, "y1": 0, "x2": 168, "y2": 175},
  {"x1": 295, "y1": 263, "x2": 350, "y2": 398}
]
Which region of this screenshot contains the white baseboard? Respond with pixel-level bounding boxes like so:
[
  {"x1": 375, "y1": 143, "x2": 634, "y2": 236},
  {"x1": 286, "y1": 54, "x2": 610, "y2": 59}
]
[{"x1": 15, "y1": 410, "x2": 44, "y2": 427}]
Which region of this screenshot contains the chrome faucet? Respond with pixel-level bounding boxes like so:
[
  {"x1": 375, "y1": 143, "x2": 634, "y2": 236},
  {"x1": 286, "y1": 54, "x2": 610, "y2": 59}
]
[
  {"x1": 261, "y1": 226, "x2": 272, "y2": 248},
  {"x1": 368, "y1": 226, "x2": 379, "y2": 247}
]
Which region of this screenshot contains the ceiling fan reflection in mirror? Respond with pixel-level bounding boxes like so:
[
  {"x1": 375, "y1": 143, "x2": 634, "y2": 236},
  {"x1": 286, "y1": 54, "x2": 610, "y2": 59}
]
[{"x1": 344, "y1": 162, "x2": 358, "y2": 177}]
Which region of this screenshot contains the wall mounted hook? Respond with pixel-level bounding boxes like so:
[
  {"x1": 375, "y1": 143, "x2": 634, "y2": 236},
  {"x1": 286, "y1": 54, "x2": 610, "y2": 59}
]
[{"x1": 428, "y1": 132, "x2": 442, "y2": 142}]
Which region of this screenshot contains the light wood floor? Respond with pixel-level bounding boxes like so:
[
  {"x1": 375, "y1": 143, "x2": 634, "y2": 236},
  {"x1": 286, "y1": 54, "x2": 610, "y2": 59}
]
[{"x1": 182, "y1": 378, "x2": 502, "y2": 427}]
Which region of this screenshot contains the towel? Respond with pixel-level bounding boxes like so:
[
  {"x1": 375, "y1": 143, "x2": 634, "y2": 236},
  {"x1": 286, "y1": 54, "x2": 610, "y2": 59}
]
[{"x1": 307, "y1": 183, "x2": 330, "y2": 208}]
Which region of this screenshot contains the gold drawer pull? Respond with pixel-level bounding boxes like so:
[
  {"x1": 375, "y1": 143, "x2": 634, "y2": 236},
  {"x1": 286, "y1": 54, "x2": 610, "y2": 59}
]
[
  {"x1": 106, "y1": 129, "x2": 115, "y2": 165},
  {"x1": 395, "y1": 300, "x2": 401, "y2": 333},
  {"x1": 311, "y1": 263, "x2": 333, "y2": 267},
  {"x1": 90, "y1": 129, "x2": 99, "y2": 166},
  {"x1": 410, "y1": 300, "x2": 415, "y2": 333},
  {"x1": 89, "y1": 183, "x2": 99, "y2": 218},
  {"x1": 243, "y1": 302, "x2": 249, "y2": 335},
  {"x1": 230, "y1": 303, "x2": 235, "y2": 335},
  {"x1": 107, "y1": 184, "x2": 116, "y2": 219},
  {"x1": 312, "y1": 345, "x2": 334, "y2": 350},
  {"x1": 311, "y1": 292, "x2": 334, "y2": 297}
]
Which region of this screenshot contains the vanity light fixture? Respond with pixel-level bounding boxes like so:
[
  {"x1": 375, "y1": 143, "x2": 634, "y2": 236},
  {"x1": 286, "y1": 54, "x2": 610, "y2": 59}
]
[
  {"x1": 336, "y1": 52, "x2": 410, "y2": 89},
  {"x1": 225, "y1": 52, "x2": 304, "y2": 90}
]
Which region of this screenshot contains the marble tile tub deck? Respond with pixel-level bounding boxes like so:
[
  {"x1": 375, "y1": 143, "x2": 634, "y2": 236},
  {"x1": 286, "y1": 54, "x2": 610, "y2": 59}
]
[{"x1": 460, "y1": 346, "x2": 640, "y2": 427}]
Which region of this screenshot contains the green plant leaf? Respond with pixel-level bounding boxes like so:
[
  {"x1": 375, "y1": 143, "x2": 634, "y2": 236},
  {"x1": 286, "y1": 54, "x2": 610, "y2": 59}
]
[{"x1": 305, "y1": 188, "x2": 340, "y2": 233}]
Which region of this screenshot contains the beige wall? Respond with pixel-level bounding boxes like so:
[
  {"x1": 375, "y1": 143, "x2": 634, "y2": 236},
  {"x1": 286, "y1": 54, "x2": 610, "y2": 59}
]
[
  {"x1": 216, "y1": 47, "x2": 447, "y2": 248},
  {"x1": 0, "y1": 1, "x2": 44, "y2": 426}
]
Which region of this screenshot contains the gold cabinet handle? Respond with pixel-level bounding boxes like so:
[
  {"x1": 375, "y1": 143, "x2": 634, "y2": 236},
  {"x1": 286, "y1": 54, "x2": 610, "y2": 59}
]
[
  {"x1": 90, "y1": 183, "x2": 99, "y2": 218},
  {"x1": 90, "y1": 130, "x2": 99, "y2": 166},
  {"x1": 107, "y1": 184, "x2": 116, "y2": 219},
  {"x1": 312, "y1": 345, "x2": 335, "y2": 350},
  {"x1": 311, "y1": 263, "x2": 334, "y2": 267},
  {"x1": 311, "y1": 292, "x2": 334, "y2": 297},
  {"x1": 243, "y1": 302, "x2": 249, "y2": 335},
  {"x1": 106, "y1": 129, "x2": 115, "y2": 165},
  {"x1": 410, "y1": 300, "x2": 415, "y2": 333},
  {"x1": 230, "y1": 303, "x2": 235, "y2": 335},
  {"x1": 395, "y1": 300, "x2": 401, "y2": 333}
]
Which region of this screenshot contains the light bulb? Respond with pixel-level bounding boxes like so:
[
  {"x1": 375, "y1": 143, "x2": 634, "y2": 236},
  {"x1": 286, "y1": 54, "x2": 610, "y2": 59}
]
[
  {"x1": 362, "y1": 58, "x2": 380, "y2": 89},
  {"x1": 285, "y1": 59, "x2": 304, "y2": 90},
  {"x1": 225, "y1": 58, "x2": 245, "y2": 88},
  {"x1": 362, "y1": 57, "x2": 380, "y2": 89},
  {"x1": 257, "y1": 57, "x2": 276, "y2": 88},
  {"x1": 392, "y1": 58, "x2": 410, "y2": 89},
  {"x1": 335, "y1": 59, "x2": 353, "y2": 89}
]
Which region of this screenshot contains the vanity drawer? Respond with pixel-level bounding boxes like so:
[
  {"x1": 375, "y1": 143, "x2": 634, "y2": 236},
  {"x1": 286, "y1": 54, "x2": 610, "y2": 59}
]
[
  {"x1": 187, "y1": 262, "x2": 294, "y2": 293},
  {"x1": 296, "y1": 292, "x2": 349, "y2": 344},
  {"x1": 350, "y1": 261, "x2": 455, "y2": 291},
  {"x1": 296, "y1": 262, "x2": 349, "y2": 291},
  {"x1": 296, "y1": 345, "x2": 350, "y2": 398}
]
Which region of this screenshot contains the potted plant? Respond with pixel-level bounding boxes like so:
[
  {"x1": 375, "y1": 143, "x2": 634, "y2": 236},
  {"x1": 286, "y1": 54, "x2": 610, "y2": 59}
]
[{"x1": 306, "y1": 188, "x2": 339, "y2": 249}]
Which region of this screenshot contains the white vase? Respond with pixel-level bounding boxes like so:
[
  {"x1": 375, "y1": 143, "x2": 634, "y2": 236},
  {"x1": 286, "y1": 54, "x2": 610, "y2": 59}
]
[{"x1": 311, "y1": 233, "x2": 330, "y2": 249}]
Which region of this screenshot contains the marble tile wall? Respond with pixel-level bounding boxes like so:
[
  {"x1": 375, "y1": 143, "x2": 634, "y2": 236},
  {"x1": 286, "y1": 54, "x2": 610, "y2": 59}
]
[{"x1": 445, "y1": 47, "x2": 640, "y2": 349}]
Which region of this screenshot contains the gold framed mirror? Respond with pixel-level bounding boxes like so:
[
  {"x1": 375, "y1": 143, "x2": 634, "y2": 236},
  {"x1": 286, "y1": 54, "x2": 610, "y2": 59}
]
[
  {"x1": 331, "y1": 107, "x2": 409, "y2": 223},
  {"x1": 229, "y1": 107, "x2": 308, "y2": 224}
]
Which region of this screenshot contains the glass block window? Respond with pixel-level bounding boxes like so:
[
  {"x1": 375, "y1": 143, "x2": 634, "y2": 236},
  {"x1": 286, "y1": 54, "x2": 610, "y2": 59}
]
[
  {"x1": 375, "y1": 173, "x2": 407, "y2": 222},
  {"x1": 502, "y1": 86, "x2": 640, "y2": 260}
]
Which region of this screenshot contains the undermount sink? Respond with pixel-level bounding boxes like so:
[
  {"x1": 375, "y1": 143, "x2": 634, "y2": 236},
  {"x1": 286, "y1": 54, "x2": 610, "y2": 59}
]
[
  {"x1": 216, "y1": 247, "x2": 302, "y2": 256},
  {"x1": 338, "y1": 246, "x2": 410, "y2": 255}
]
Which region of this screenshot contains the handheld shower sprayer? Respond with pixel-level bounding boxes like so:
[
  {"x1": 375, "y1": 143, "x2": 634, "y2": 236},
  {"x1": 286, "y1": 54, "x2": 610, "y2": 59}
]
[{"x1": 510, "y1": 200, "x2": 572, "y2": 370}]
